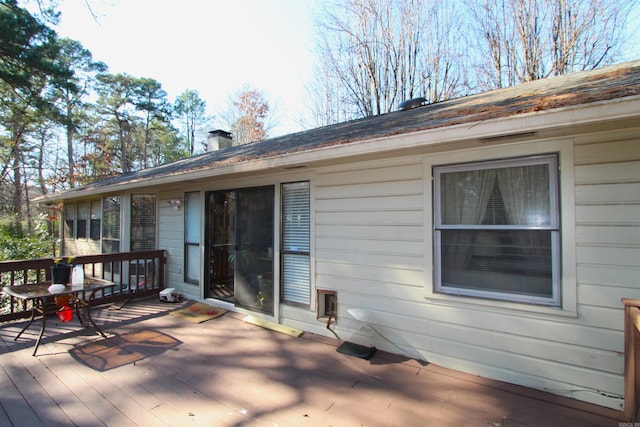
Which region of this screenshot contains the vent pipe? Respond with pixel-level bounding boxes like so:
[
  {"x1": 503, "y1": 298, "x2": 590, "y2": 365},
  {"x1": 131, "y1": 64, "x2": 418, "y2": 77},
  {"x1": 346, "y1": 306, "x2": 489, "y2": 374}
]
[{"x1": 398, "y1": 97, "x2": 426, "y2": 111}]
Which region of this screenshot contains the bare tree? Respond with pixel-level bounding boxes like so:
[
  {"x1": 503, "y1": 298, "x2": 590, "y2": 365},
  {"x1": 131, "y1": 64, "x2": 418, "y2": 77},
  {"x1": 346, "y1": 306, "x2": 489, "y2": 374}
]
[
  {"x1": 308, "y1": 0, "x2": 466, "y2": 125},
  {"x1": 468, "y1": 0, "x2": 635, "y2": 91}
]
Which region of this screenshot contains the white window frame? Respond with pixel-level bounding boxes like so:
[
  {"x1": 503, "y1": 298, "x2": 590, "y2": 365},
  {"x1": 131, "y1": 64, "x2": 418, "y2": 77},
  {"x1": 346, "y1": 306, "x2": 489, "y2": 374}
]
[{"x1": 433, "y1": 154, "x2": 562, "y2": 306}]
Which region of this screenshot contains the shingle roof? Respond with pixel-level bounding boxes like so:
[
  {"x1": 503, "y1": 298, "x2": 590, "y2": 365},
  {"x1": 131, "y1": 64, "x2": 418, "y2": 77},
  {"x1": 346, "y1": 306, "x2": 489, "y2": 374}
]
[{"x1": 47, "y1": 60, "x2": 640, "y2": 199}]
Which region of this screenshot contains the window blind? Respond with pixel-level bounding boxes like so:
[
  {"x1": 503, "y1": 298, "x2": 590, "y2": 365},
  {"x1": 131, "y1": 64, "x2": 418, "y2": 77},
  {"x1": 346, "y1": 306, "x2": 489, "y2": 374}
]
[{"x1": 282, "y1": 182, "x2": 311, "y2": 305}]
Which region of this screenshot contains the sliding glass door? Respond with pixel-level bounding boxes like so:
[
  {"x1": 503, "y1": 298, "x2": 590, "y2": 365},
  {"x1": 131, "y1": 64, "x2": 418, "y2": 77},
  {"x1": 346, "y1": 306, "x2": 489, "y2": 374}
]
[{"x1": 206, "y1": 186, "x2": 274, "y2": 314}]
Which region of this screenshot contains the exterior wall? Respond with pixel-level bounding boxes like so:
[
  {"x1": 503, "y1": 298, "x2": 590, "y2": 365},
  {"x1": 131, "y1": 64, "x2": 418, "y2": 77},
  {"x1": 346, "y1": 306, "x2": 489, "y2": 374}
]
[
  {"x1": 150, "y1": 124, "x2": 638, "y2": 410},
  {"x1": 62, "y1": 237, "x2": 100, "y2": 257},
  {"x1": 284, "y1": 127, "x2": 639, "y2": 411},
  {"x1": 158, "y1": 188, "x2": 200, "y2": 301},
  {"x1": 61, "y1": 199, "x2": 101, "y2": 257}
]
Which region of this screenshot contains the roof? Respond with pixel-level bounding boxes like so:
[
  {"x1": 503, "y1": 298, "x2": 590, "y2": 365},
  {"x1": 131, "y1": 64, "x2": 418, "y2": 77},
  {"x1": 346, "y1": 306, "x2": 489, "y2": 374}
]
[{"x1": 44, "y1": 60, "x2": 640, "y2": 201}]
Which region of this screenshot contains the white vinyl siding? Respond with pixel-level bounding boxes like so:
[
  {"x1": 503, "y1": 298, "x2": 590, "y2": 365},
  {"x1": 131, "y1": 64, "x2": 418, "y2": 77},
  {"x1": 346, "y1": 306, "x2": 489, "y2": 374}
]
[
  {"x1": 282, "y1": 182, "x2": 310, "y2": 305},
  {"x1": 314, "y1": 161, "x2": 425, "y2": 325},
  {"x1": 150, "y1": 123, "x2": 637, "y2": 411},
  {"x1": 309, "y1": 143, "x2": 625, "y2": 410}
]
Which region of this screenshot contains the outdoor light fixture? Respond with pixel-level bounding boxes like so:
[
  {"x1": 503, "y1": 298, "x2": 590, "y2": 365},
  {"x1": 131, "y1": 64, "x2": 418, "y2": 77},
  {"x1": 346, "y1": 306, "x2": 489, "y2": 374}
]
[{"x1": 167, "y1": 199, "x2": 183, "y2": 210}]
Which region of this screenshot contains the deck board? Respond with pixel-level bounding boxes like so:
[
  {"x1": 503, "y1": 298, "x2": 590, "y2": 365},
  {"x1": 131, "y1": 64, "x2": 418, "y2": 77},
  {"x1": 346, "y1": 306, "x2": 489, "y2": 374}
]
[{"x1": 0, "y1": 297, "x2": 625, "y2": 426}]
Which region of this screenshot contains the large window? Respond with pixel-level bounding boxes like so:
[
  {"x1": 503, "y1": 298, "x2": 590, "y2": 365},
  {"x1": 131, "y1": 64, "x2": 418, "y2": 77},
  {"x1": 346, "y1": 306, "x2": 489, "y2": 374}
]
[
  {"x1": 281, "y1": 182, "x2": 311, "y2": 305},
  {"x1": 433, "y1": 155, "x2": 560, "y2": 305},
  {"x1": 131, "y1": 195, "x2": 157, "y2": 251},
  {"x1": 184, "y1": 192, "x2": 201, "y2": 283}
]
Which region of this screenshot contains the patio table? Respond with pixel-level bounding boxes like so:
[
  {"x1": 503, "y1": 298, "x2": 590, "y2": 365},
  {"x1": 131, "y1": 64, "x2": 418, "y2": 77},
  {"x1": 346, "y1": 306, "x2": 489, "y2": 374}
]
[{"x1": 3, "y1": 277, "x2": 114, "y2": 356}]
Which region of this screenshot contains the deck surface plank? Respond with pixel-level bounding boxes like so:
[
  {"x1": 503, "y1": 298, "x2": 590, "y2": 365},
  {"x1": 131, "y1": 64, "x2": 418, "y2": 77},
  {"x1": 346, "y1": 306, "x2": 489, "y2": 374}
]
[{"x1": 0, "y1": 297, "x2": 625, "y2": 426}]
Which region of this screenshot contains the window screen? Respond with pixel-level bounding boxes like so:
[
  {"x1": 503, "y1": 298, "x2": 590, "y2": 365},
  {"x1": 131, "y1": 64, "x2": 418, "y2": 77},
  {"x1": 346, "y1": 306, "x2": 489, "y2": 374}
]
[
  {"x1": 64, "y1": 204, "x2": 75, "y2": 239},
  {"x1": 131, "y1": 195, "x2": 157, "y2": 251},
  {"x1": 90, "y1": 200, "x2": 101, "y2": 241},
  {"x1": 434, "y1": 155, "x2": 560, "y2": 305},
  {"x1": 76, "y1": 202, "x2": 88, "y2": 239}
]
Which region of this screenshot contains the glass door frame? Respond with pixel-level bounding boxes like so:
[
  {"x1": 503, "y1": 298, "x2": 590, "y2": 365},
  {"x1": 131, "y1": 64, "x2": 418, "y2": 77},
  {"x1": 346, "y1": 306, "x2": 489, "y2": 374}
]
[{"x1": 204, "y1": 185, "x2": 275, "y2": 315}]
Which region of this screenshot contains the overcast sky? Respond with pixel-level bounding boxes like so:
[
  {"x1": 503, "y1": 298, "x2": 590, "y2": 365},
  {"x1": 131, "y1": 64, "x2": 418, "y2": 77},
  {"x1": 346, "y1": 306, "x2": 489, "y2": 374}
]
[{"x1": 55, "y1": 0, "x2": 318, "y2": 137}]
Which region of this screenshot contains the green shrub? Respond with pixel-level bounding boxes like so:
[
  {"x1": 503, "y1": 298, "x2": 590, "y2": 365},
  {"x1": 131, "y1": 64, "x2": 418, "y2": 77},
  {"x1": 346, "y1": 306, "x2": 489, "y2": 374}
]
[{"x1": 0, "y1": 215, "x2": 55, "y2": 262}]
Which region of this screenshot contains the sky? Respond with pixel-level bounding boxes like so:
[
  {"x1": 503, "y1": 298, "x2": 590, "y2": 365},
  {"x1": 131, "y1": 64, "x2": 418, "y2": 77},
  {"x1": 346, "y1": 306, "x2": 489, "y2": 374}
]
[
  {"x1": 52, "y1": 0, "x2": 640, "y2": 141},
  {"x1": 54, "y1": 0, "x2": 319, "y2": 137}
]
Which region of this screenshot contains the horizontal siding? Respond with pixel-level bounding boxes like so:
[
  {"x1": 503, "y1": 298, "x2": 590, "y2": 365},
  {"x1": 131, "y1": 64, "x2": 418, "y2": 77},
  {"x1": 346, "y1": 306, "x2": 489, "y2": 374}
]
[
  {"x1": 576, "y1": 205, "x2": 640, "y2": 225},
  {"x1": 576, "y1": 225, "x2": 640, "y2": 246},
  {"x1": 316, "y1": 210, "x2": 423, "y2": 225},
  {"x1": 316, "y1": 194, "x2": 424, "y2": 212},
  {"x1": 571, "y1": 129, "x2": 640, "y2": 405},
  {"x1": 574, "y1": 134, "x2": 640, "y2": 165},
  {"x1": 579, "y1": 283, "x2": 640, "y2": 309},
  {"x1": 574, "y1": 161, "x2": 640, "y2": 185},
  {"x1": 575, "y1": 181, "x2": 640, "y2": 204},
  {"x1": 158, "y1": 192, "x2": 193, "y2": 297},
  {"x1": 316, "y1": 249, "x2": 423, "y2": 271},
  {"x1": 574, "y1": 132, "x2": 640, "y2": 319},
  {"x1": 577, "y1": 245, "x2": 640, "y2": 267},
  {"x1": 578, "y1": 264, "x2": 640, "y2": 287},
  {"x1": 305, "y1": 133, "x2": 640, "y2": 409},
  {"x1": 316, "y1": 224, "x2": 423, "y2": 241}
]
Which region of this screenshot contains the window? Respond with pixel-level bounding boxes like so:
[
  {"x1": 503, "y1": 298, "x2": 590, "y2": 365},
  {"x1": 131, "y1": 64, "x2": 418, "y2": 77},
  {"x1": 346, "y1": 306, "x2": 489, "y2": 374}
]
[
  {"x1": 64, "y1": 204, "x2": 75, "y2": 239},
  {"x1": 184, "y1": 192, "x2": 201, "y2": 283},
  {"x1": 131, "y1": 195, "x2": 157, "y2": 251},
  {"x1": 76, "y1": 202, "x2": 88, "y2": 239},
  {"x1": 102, "y1": 196, "x2": 120, "y2": 255},
  {"x1": 433, "y1": 155, "x2": 560, "y2": 305},
  {"x1": 90, "y1": 200, "x2": 101, "y2": 241},
  {"x1": 281, "y1": 182, "x2": 311, "y2": 305}
]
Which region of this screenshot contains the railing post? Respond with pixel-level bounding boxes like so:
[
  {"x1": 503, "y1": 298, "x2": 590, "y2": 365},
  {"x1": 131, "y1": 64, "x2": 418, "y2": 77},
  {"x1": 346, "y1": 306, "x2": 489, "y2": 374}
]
[{"x1": 623, "y1": 298, "x2": 640, "y2": 421}]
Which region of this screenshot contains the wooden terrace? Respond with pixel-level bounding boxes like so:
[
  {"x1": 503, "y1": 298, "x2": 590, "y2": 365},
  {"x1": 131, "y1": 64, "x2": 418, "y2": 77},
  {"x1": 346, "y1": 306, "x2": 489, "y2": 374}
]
[
  {"x1": 0, "y1": 254, "x2": 630, "y2": 426},
  {"x1": 0, "y1": 300, "x2": 625, "y2": 426}
]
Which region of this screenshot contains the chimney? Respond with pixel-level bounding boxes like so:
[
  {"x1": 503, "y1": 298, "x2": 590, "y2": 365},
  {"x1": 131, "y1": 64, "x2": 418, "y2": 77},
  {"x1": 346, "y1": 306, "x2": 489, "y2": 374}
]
[{"x1": 207, "y1": 130, "x2": 233, "y2": 151}]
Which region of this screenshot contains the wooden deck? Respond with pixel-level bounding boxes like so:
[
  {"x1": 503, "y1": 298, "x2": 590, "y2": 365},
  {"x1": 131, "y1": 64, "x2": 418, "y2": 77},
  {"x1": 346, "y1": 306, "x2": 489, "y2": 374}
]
[{"x1": 0, "y1": 297, "x2": 624, "y2": 426}]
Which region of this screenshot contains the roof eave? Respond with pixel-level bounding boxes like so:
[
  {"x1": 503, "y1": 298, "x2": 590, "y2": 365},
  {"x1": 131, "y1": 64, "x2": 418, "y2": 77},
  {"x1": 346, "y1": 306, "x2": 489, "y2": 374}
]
[{"x1": 36, "y1": 94, "x2": 640, "y2": 203}]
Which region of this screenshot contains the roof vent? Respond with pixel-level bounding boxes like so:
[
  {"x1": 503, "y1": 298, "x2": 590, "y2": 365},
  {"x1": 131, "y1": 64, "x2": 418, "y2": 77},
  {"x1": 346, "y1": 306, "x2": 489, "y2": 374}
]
[{"x1": 398, "y1": 97, "x2": 426, "y2": 111}]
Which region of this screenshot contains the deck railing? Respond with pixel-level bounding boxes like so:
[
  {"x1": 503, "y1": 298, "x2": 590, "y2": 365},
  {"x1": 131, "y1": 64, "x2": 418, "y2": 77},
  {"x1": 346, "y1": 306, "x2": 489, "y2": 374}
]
[
  {"x1": 623, "y1": 298, "x2": 640, "y2": 421},
  {"x1": 0, "y1": 250, "x2": 166, "y2": 322}
]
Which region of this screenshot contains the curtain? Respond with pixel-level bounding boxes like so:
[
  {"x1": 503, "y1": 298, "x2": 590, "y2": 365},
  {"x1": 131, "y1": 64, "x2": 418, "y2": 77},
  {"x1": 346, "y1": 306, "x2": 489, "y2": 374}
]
[
  {"x1": 496, "y1": 164, "x2": 551, "y2": 262},
  {"x1": 441, "y1": 169, "x2": 496, "y2": 271}
]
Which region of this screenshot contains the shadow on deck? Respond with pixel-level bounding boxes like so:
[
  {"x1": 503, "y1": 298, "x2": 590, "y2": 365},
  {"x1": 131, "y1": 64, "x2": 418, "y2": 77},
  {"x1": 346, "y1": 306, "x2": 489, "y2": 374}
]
[{"x1": 0, "y1": 297, "x2": 625, "y2": 426}]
